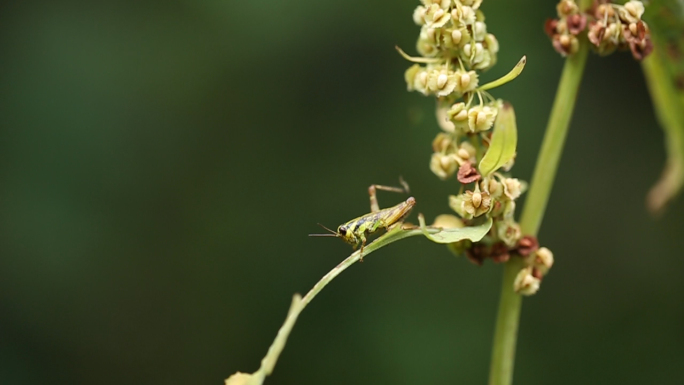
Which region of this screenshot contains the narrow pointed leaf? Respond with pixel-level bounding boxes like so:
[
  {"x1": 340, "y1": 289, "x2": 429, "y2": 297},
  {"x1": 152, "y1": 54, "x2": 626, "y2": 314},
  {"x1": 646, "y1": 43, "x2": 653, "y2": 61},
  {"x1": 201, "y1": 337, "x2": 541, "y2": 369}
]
[
  {"x1": 479, "y1": 102, "x2": 518, "y2": 177},
  {"x1": 477, "y1": 56, "x2": 527, "y2": 91}
]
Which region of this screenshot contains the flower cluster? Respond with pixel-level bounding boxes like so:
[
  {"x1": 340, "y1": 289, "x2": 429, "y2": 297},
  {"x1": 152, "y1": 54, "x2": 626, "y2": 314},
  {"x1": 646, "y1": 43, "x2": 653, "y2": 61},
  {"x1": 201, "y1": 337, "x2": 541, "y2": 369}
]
[
  {"x1": 514, "y1": 245, "x2": 554, "y2": 296},
  {"x1": 545, "y1": 0, "x2": 652, "y2": 60},
  {"x1": 402, "y1": 1, "x2": 554, "y2": 295},
  {"x1": 544, "y1": 0, "x2": 587, "y2": 56}
]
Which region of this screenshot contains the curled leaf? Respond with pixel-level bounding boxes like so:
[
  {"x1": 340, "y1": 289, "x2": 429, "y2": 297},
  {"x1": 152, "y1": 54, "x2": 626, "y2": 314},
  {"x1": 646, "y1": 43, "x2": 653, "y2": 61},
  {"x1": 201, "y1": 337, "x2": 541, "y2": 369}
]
[
  {"x1": 418, "y1": 213, "x2": 492, "y2": 244},
  {"x1": 479, "y1": 102, "x2": 518, "y2": 177}
]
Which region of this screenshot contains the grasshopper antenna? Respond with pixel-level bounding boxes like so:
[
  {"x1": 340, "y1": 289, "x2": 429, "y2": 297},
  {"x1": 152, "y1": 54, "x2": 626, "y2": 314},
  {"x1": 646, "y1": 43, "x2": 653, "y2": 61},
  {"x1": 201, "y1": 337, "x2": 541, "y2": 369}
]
[
  {"x1": 309, "y1": 223, "x2": 339, "y2": 237},
  {"x1": 399, "y1": 176, "x2": 410, "y2": 194}
]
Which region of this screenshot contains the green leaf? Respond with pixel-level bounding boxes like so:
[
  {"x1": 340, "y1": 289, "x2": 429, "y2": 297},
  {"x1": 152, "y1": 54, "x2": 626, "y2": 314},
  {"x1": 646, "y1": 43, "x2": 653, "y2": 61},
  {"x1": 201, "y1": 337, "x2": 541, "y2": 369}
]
[
  {"x1": 478, "y1": 102, "x2": 518, "y2": 177},
  {"x1": 418, "y1": 213, "x2": 492, "y2": 244},
  {"x1": 477, "y1": 56, "x2": 527, "y2": 92},
  {"x1": 642, "y1": 0, "x2": 684, "y2": 214}
]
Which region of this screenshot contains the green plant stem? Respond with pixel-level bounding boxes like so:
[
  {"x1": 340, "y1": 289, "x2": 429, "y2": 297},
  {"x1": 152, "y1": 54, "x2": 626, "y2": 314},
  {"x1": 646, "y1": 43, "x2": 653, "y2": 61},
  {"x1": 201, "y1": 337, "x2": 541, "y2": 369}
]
[
  {"x1": 641, "y1": 33, "x2": 684, "y2": 214},
  {"x1": 488, "y1": 9, "x2": 590, "y2": 385},
  {"x1": 518, "y1": 53, "x2": 588, "y2": 236}
]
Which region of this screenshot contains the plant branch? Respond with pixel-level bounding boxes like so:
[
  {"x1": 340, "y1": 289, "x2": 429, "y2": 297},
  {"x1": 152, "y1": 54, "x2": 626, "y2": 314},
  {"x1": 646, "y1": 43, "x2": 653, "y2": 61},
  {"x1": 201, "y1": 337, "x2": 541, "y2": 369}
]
[{"x1": 488, "y1": 2, "x2": 591, "y2": 383}]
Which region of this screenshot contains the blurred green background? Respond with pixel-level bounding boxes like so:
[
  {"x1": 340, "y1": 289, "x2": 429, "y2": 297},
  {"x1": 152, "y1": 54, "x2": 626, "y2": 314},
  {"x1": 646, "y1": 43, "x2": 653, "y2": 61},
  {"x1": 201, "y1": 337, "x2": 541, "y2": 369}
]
[{"x1": 2, "y1": 0, "x2": 683, "y2": 384}]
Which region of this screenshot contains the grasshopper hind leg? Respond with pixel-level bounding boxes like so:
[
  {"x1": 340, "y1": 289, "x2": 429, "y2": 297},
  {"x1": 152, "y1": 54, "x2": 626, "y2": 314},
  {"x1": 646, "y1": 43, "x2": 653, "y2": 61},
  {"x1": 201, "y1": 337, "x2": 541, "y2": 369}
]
[{"x1": 368, "y1": 178, "x2": 410, "y2": 212}]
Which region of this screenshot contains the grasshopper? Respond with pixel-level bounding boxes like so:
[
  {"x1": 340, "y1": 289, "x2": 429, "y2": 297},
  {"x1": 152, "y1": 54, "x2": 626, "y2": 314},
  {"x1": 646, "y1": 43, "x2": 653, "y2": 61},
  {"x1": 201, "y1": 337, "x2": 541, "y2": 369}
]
[{"x1": 310, "y1": 179, "x2": 416, "y2": 259}]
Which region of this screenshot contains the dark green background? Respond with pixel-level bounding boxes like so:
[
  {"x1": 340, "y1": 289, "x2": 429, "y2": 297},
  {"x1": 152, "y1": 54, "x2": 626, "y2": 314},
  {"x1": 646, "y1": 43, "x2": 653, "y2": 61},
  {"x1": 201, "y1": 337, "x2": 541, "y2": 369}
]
[{"x1": 1, "y1": 1, "x2": 683, "y2": 384}]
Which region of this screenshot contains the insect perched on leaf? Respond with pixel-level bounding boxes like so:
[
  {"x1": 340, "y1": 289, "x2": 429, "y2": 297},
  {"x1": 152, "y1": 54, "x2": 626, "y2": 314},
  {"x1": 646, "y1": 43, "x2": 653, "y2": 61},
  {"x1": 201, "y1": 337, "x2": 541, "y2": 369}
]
[{"x1": 309, "y1": 179, "x2": 416, "y2": 260}]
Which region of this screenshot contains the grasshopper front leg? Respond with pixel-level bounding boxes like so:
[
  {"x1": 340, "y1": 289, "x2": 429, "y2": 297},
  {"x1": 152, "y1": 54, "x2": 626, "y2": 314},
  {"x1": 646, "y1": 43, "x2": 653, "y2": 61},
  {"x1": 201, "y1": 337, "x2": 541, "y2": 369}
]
[{"x1": 359, "y1": 234, "x2": 367, "y2": 262}]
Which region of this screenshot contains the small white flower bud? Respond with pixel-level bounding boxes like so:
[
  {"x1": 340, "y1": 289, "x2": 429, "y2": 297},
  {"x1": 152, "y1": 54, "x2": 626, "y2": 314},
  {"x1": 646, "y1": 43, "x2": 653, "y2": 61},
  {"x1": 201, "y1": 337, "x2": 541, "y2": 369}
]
[
  {"x1": 437, "y1": 73, "x2": 448, "y2": 89},
  {"x1": 534, "y1": 247, "x2": 554, "y2": 276},
  {"x1": 466, "y1": 42, "x2": 485, "y2": 66},
  {"x1": 629, "y1": 22, "x2": 638, "y2": 36},
  {"x1": 425, "y1": 4, "x2": 451, "y2": 28},
  {"x1": 624, "y1": 1, "x2": 645, "y2": 20},
  {"x1": 446, "y1": 102, "x2": 470, "y2": 132},
  {"x1": 413, "y1": 6, "x2": 426, "y2": 25},
  {"x1": 503, "y1": 178, "x2": 523, "y2": 200},
  {"x1": 472, "y1": 191, "x2": 482, "y2": 208},
  {"x1": 476, "y1": 111, "x2": 486, "y2": 126},
  {"x1": 460, "y1": 0, "x2": 482, "y2": 9},
  {"x1": 451, "y1": 29, "x2": 462, "y2": 44},
  {"x1": 607, "y1": 23, "x2": 619, "y2": 40},
  {"x1": 473, "y1": 21, "x2": 487, "y2": 41},
  {"x1": 487, "y1": 178, "x2": 503, "y2": 198},
  {"x1": 433, "y1": 8, "x2": 444, "y2": 21},
  {"x1": 560, "y1": 34, "x2": 570, "y2": 46},
  {"x1": 440, "y1": 156, "x2": 452, "y2": 169},
  {"x1": 459, "y1": 73, "x2": 471, "y2": 88},
  {"x1": 497, "y1": 220, "x2": 521, "y2": 247},
  {"x1": 462, "y1": 189, "x2": 491, "y2": 217},
  {"x1": 461, "y1": 6, "x2": 475, "y2": 24},
  {"x1": 556, "y1": 0, "x2": 578, "y2": 17},
  {"x1": 457, "y1": 148, "x2": 471, "y2": 160},
  {"x1": 467, "y1": 105, "x2": 497, "y2": 133},
  {"x1": 485, "y1": 34, "x2": 499, "y2": 54},
  {"x1": 426, "y1": 28, "x2": 436, "y2": 42},
  {"x1": 432, "y1": 132, "x2": 452, "y2": 152},
  {"x1": 463, "y1": 43, "x2": 472, "y2": 57},
  {"x1": 514, "y1": 267, "x2": 541, "y2": 296},
  {"x1": 417, "y1": 71, "x2": 428, "y2": 87},
  {"x1": 459, "y1": 141, "x2": 476, "y2": 157},
  {"x1": 430, "y1": 153, "x2": 458, "y2": 180}
]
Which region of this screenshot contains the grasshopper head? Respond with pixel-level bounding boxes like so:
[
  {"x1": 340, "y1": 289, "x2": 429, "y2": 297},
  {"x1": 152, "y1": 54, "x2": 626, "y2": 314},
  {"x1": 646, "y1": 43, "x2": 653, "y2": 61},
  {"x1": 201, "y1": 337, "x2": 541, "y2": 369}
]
[{"x1": 336, "y1": 225, "x2": 359, "y2": 246}]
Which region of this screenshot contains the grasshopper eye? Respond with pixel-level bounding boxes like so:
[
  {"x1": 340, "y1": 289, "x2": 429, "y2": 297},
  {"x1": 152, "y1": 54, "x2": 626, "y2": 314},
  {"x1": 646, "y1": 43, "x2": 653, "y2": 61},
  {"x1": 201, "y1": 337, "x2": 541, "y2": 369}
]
[{"x1": 338, "y1": 226, "x2": 347, "y2": 236}]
